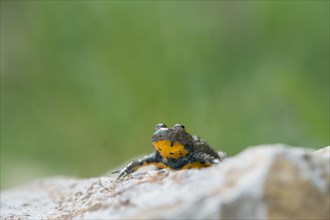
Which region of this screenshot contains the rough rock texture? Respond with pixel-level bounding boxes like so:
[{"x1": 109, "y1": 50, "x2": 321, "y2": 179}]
[{"x1": 1, "y1": 145, "x2": 329, "y2": 220}]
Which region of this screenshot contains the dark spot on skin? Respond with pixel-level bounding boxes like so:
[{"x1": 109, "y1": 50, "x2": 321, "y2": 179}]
[
  {"x1": 170, "y1": 142, "x2": 174, "y2": 147},
  {"x1": 179, "y1": 152, "x2": 182, "y2": 155},
  {"x1": 303, "y1": 154, "x2": 311, "y2": 161},
  {"x1": 170, "y1": 152, "x2": 174, "y2": 155},
  {"x1": 159, "y1": 149, "x2": 162, "y2": 151}
]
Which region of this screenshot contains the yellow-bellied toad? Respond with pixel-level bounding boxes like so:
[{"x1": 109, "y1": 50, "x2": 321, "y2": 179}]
[{"x1": 115, "y1": 123, "x2": 227, "y2": 180}]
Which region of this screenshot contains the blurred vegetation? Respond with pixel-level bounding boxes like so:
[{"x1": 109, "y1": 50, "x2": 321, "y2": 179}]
[{"x1": 1, "y1": 1, "x2": 329, "y2": 190}]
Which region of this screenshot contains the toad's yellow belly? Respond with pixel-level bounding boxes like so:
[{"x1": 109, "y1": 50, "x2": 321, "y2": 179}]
[
  {"x1": 152, "y1": 140, "x2": 189, "y2": 159},
  {"x1": 181, "y1": 161, "x2": 211, "y2": 169}
]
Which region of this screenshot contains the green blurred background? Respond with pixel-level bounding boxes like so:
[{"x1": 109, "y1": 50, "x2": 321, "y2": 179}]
[{"x1": 1, "y1": 1, "x2": 329, "y2": 190}]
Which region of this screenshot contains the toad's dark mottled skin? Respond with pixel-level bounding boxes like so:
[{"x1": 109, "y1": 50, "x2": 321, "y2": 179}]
[{"x1": 116, "y1": 123, "x2": 226, "y2": 180}]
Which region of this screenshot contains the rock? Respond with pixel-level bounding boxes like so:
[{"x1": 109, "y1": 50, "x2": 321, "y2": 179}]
[{"x1": 1, "y1": 145, "x2": 329, "y2": 219}]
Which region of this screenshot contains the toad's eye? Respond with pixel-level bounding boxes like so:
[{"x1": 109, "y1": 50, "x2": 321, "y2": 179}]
[
  {"x1": 173, "y1": 124, "x2": 186, "y2": 132},
  {"x1": 155, "y1": 123, "x2": 167, "y2": 131}
]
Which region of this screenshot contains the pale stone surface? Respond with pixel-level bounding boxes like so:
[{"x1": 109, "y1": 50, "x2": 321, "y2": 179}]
[{"x1": 1, "y1": 145, "x2": 329, "y2": 220}]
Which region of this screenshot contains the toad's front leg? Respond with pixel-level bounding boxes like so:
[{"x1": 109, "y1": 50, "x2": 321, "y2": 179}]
[
  {"x1": 193, "y1": 151, "x2": 222, "y2": 165},
  {"x1": 115, "y1": 152, "x2": 162, "y2": 181}
]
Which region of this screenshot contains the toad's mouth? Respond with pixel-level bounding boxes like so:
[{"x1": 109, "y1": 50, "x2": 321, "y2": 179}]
[{"x1": 152, "y1": 140, "x2": 189, "y2": 159}]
